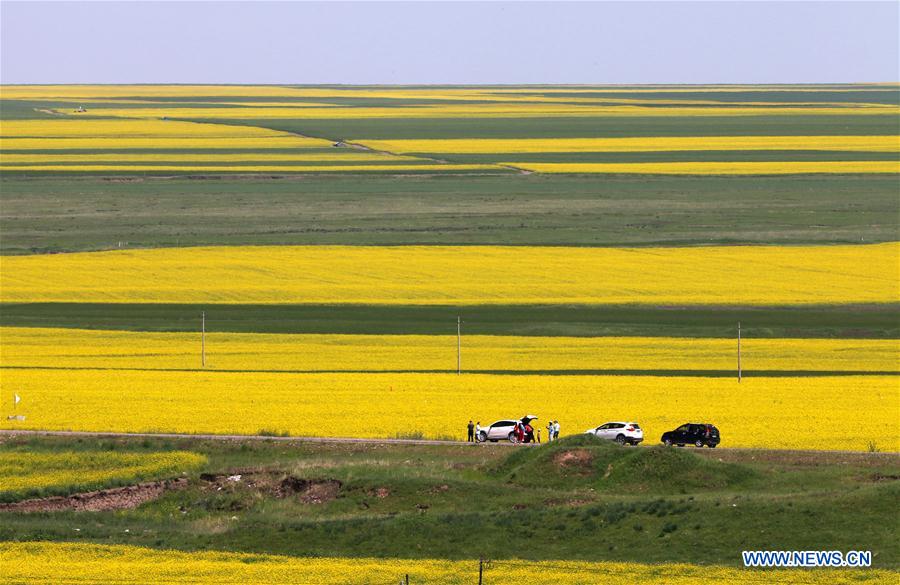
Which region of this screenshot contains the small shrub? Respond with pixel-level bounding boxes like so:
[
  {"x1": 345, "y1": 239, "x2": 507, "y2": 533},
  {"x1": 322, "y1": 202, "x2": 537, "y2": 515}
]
[
  {"x1": 660, "y1": 522, "x2": 678, "y2": 536},
  {"x1": 258, "y1": 429, "x2": 289, "y2": 437}
]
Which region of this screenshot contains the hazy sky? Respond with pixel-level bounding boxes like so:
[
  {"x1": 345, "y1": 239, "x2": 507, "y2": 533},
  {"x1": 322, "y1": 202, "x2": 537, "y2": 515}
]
[{"x1": 1, "y1": 1, "x2": 898, "y2": 84}]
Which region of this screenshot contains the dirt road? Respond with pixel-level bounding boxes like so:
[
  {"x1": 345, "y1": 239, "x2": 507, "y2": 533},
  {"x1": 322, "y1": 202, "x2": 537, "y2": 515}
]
[{"x1": 1, "y1": 429, "x2": 896, "y2": 460}]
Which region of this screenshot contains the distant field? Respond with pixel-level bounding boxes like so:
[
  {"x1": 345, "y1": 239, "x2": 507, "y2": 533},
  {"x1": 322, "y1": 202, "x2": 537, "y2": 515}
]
[
  {"x1": 2, "y1": 84, "x2": 898, "y2": 174},
  {"x1": 3, "y1": 302, "x2": 896, "y2": 338},
  {"x1": 2, "y1": 369, "x2": 897, "y2": 451},
  {"x1": 2, "y1": 244, "x2": 896, "y2": 305},
  {"x1": 2, "y1": 174, "x2": 898, "y2": 254},
  {"x1": 3, "y1": 327, "x2": 897, "y2": 374}
]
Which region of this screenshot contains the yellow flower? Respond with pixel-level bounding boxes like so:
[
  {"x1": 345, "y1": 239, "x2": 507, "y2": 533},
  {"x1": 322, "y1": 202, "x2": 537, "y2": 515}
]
[{"x1": 2, "y1": 244, "x2": 896, "y2": 305}]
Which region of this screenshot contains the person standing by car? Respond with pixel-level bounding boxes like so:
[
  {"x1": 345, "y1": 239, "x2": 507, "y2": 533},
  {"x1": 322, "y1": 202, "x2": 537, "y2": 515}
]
[
  {"x1": 547, "y1": 420, "x2": 554, "y2": 442},
  {"x1": 467, "y1": 420, "x2": 475, "y2": 442}
]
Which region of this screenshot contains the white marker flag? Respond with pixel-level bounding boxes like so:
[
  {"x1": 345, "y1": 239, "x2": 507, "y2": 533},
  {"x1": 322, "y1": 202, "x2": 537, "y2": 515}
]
[{"x1": 14, "y1": 394, "x2": 20, "y2": 405}]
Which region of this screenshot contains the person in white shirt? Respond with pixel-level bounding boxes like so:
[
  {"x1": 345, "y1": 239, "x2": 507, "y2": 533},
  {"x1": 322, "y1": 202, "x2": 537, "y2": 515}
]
[
  {"x1": 475, "y1": 421, "x2": 481, "y2": 441},
  {"x1": 553, "y1": 420, "x2": 561, "y2": 440}
]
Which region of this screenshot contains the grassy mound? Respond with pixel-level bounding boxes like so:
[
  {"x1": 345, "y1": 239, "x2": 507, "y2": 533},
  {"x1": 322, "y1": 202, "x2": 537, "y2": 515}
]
[{"x1": 496, "y1": 435, "x2": 755, "y2": 493}]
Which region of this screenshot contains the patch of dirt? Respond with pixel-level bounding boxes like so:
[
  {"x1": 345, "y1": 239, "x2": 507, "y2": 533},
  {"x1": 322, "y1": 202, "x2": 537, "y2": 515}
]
[
  {"x1": 866, "y1": 473, "x2": 900, "y2": 482},
  {"x1": 373, "y1": 487, "x2": 390, "y2": 499},
  {"x1": 299, "y1": 480, "x2": 341, "y2": 504},
  {"x1": 200, "y1": 470, "x2": 342, "y2": 504},
  {"x1": 429, "y1": 484, "x2": 450, "y2": 494},
  {"x1": 543, "y1": 498, "x2": 592, "y2": 508},
  {"x1": 553, "y1": 449, "x2": 594, "y2": 473},
  {"x1": 0, "y1": 478, "x2": 187, "y2": 513}
]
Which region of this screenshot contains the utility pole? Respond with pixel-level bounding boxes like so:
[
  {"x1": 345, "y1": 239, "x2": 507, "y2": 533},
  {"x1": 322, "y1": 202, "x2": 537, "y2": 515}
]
[
  {"x1": 457, "y1": 315, "x2": 461, "y2": 375},
  {"x1": 201, "y1": 311, "x2": 206, "y2": 368},
  {"x1": 737, "y1": 321, "x2": 741, "y2": 383}
]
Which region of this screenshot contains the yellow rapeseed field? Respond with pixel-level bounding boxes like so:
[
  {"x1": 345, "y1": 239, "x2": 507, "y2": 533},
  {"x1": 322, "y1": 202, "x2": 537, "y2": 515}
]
[
  {"x1": 2, "y1": 327, "x2": 897, "y2": 374},
  {"x1": 357, "y1": 136, "x2": 900, "y2": 154},
  {"x1": 1, "y1": 137, "x2": 329, "y2": 150},
  {"x1": 488, "y1": 85, "x2": 900, "y2": 94},
  {"x1": 1, "y1": 244, "x2": 896, "y2": 305},
  {"x1": 1, "y1": 152, "x2": 419, "y2": 163},
  {"x1": 0, "y1": 451, "x2": 205, "y2": 498},
  {"x1": 0, "y1": 164, "x2": 499, "y2": 173},
  {"x1": 4, "y1": 83, "x2": 896, "y2": 100},
  {"x1": 1, "y1": 370, "x2": 896, "y2": 451},
  {"x1": 504, "y1": 161, "x2": 900, "y2": 174},
  {"x1": 3, "y1": 542, "x2": 895, "y2": 585},
  {"x1": 51, "y1": 104, "x2": 900, "y2": 119},
  {"x1": 0, "y1": 119, "x2": 293, "y2": 138},
  {"x1": 0, "y1": 119, "x2": 333, "y2": 150}
]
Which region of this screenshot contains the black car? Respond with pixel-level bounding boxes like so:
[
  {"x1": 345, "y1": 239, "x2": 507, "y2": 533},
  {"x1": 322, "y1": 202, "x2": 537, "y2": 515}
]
[{"x1": 661, "y1": 423, "x2": 720, "y2": 448}]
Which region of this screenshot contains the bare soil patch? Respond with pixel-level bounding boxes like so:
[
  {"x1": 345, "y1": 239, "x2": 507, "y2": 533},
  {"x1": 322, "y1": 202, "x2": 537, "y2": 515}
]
[
  {"x1": 200, "y1": 470, "x2": 342, "y2": 504},
  {"x1": 0, "y1": 478, "x2": 187, "y2": 513},
  {"x1": 552, "y1": 449, "x2": 594, "y2": 474}
]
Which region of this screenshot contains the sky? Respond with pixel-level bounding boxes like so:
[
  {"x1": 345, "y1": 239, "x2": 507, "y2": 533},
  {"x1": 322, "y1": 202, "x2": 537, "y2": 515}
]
[{"x1": 1, "y1": 1, "x2": 898, "y2": 84}]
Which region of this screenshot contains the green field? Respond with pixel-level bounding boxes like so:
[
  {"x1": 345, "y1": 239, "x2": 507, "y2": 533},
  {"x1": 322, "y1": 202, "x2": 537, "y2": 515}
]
[
  {"x1": 2, "y1": 302, "x2": 897, "y2": 339},
  {"x1": 1, "y1": 174, "x2": 897, "y2": 254},
  {"x1": 1, "y1": 434, "x2": 898, "y2": 567}
]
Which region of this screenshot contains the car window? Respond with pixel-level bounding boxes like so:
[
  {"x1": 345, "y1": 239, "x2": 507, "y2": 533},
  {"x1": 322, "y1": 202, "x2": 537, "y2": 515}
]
[
  {"x1": 597, "y1": 423, "x2": 609, "y2": 430},
  {"x1": 676, "y1": 424, "x2": 690, "y2": 433},
  {"x1": 491, "y1": 421, "x2": 513, "y2": 429},
  {"x1": 632, "y1": 423, "x2": 641, "y2": 430},
  {"x1": 614, "y1": 423, "x2": 625, "y2": 429}
]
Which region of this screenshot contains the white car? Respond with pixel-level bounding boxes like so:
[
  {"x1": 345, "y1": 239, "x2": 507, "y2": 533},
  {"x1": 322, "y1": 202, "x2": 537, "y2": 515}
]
[
  {"x1": 477, "y1": 416, "x2": 538, "y2": 443},
  {"x1": 585, "y1": 422, "x2": 643, "y2": 445}
]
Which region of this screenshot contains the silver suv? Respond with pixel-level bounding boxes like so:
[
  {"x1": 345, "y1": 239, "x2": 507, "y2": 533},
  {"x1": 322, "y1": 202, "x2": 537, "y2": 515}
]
[{"x1": 585, "y1": 422, "x2": 643, "y2": 445}]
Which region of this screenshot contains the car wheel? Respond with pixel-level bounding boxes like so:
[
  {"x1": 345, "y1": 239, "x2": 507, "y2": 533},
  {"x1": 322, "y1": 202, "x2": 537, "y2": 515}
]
[
  {"x1": 508, "y1": 432, "x2": 518, "y2": 444},
  {"x1": 616, "y1": 434, "x2": 626, "y2": 445},
  {"x1": 476, "y1": 432, "x2": 486, "y2": 443},
  {"x1": 695, "y1": 440, "x2": 704, "y2": 448},
  {"x1": 663, "y1": 438, "x2": 672, "y2": 446}
]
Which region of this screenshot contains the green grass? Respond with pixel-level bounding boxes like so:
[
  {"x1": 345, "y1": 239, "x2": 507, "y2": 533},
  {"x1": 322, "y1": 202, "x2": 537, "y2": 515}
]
[
  {"x1": 1, "y1": 174, "x2": 897, "y2": 254},
  {"x1": 213, "y1": 114, "x2": 900, "y2": 140},
  {"x1": 495, "y1": 435, "x2": 757, "y2": 492},
  {"x1": 1, "y1": 434, "x2": 897, "y2": 566},
  {"x1": 3, "y1": 302, "x2": 897, "y2": 338},
  {"x1": 436, "y1": 150, "x2": 900, "y2": 163}
]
